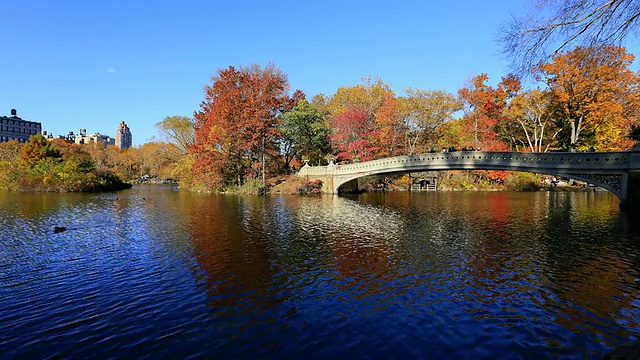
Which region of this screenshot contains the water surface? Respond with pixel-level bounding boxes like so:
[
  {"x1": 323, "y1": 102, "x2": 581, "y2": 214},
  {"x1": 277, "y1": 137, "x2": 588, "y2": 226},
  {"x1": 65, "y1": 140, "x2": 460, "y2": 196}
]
[{"x1": 0, "y1": 187, "x2": 639, "y2": 358}]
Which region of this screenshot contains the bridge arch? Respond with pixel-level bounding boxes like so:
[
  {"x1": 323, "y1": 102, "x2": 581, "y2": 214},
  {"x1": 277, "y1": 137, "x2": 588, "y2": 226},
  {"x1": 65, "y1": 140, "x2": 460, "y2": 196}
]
[
  {"x1": 332, "y1": 165, "x2": 624, "y2": 200},
  {"x1": 298, "y1": 149, "x2": 640, "y2": 209}
]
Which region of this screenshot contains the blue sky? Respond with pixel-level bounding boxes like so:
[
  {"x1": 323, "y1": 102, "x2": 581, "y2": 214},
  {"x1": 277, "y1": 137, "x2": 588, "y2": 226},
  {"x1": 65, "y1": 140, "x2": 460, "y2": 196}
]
[{"x1": 2, "y1": 0, "x2": 639, "y2": 146}]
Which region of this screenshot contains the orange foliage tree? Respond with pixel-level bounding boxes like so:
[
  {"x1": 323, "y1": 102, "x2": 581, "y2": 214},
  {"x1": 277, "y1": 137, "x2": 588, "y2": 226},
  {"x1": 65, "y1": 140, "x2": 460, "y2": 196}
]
[
  {"x1": 136, "y1": 142, "x2": 183, "y2": 178},
  {"x1": 458, "y1": 74, "x2": 521, "y2": 184},
  {"x1": 458, "y1": 73, "x2": 521, "y2": 151},
  {"x1": 372, "y1": 94, "x2": 406, "y2": 157},
  {"x1": 19, "y1": 134, "x2": 62, "y2": 167},
  {"x1": 536, "y1": 45, "x2": 640, "y2": 151},
  {"x1": 192, "y1": 64, "x2": 302, "y2": 189},
  {"x1": 326, "y1": 77, "x2": 393, "y2": 118},
  {"x1": 51, "y1": 139, "x2": 95, "y2": 170}
]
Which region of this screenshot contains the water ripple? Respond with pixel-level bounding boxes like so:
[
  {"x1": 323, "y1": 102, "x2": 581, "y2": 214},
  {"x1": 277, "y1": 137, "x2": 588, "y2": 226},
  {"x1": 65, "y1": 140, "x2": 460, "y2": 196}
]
[{"x1": 0, "y1": 189, "x2": 639, "y2": 358}]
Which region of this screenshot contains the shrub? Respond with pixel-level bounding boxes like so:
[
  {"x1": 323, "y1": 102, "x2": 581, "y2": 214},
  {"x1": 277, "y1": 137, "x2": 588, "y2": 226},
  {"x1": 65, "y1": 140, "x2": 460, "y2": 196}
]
[
  {"x1": 298, "y1": 179, "x2": 323, "y2": 194},
  {"x1": 505, "y1": 172, "x2": 542, "y2": 191}
]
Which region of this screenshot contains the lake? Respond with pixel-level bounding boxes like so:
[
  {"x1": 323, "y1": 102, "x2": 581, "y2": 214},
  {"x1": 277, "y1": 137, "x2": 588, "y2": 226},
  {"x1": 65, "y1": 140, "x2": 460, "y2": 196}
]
[{"x1": 1, "y1": 186, "x2": 639, "y2": 358}]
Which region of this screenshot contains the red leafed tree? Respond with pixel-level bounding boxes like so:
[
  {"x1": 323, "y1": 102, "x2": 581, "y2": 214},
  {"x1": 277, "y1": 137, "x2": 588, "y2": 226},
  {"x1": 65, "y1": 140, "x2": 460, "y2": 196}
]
[
  {"x1": 192, "y1": 64, "x2": 302, "y2": 189},
  {"x1": 458, "y1": 73, "x2": 521, "y2": 151},
  {"x1": 458, "y1": 74, "x2": 521, "y2": 184},
  {"x1": 331, "y1": 105, "x2": 380, "y2": 162}
]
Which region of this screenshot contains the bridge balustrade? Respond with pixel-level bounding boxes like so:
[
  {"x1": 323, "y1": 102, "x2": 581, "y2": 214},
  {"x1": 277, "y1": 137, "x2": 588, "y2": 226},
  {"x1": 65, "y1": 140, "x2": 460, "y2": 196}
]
[{"x1": 298, "y1": 147, "x2": 640, "y2": 210}]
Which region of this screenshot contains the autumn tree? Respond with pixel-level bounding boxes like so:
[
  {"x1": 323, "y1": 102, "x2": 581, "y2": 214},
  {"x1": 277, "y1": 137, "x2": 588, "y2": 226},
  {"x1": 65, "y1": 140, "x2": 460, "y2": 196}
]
[
  {"x1": 500, "y1": 89, "x2": 562, "y2": 152},
  {"x1": 501, "y1": 0, "x2": 640, "y2": 75},
  {"x1": 0, "y1": 140, "x2": 22, "y2": 162},
  {"x1": 192, "y1": 64, "x2": 302, "y2": 189},
  {"x1": 0, "y1": 140, "x2": 23, "y2": 189},
  {"x1": 325, "y1": 77, "x2": 402, "y2": 160},
  {"x1": 6, "y1": 135, "x2": 130, "y2": 191},
  {"x1": 155, "y1": 116, "x2": 195, "y2": 153},
  {"x1": 331, "y1": 105, "x2": 380, "y2": 162},
  {"x1": 397, "y1": 89, "x2": 461, "y2": 154},
  {"x1": 280, "y1": 99, "x2": 332, "y2": 167},
  {"x1": 326, "y1": 77, "x2": 394, "y2": 118},
  {"x1": 457, "y1": 74, "x2": 521, "y2": 185},
  {"x1": 536, "y1": 45, "x2": 640, "y2": 151},
  {"x1": 19, "y1": 133, "x2": 62, "y2": 167},
  {"x1": 374, "y1": 94, "x2": 405, "y2": 157},
  {"x1": 116, "y1": 148, "x2": 140, "y2": 180},
  {"x1": 84, "y1": 142, "x2": 110, "y2": 171},
  {"x1": 51, "y1": 139, "x2": 95, "y2": 173},
  {"x1": 103, "y1": 145, "x2": 124, "y2": 171},
  {"x1": 87, "y1": 144, "x2": 139, "y2": 181},
  {"x1": 458, "y1": 73, "x2": 521, "y2": 151},
  {"x1": 134, "y1": 142, "x2": 182, "y2": 178}
]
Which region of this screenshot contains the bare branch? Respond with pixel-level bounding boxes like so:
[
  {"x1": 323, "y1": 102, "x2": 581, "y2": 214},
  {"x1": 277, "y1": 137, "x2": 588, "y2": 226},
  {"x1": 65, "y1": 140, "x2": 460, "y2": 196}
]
[{"x1": 500, "y1": 0, "x2": 640, "y2": 76}]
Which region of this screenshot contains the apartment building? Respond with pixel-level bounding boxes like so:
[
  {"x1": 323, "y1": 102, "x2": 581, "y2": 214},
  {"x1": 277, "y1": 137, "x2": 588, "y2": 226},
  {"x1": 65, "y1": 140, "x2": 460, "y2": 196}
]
[
  {"x1": 115, "y1": 120, "x2": 132, "y2": 149},
  {"x1": 0, "y1": 109, "x2": 42, "y2": 143}
]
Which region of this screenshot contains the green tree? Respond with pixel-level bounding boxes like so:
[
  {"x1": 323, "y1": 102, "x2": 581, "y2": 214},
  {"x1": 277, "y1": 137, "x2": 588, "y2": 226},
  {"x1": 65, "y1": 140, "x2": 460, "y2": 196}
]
[{"x1": 280, "y1": 99, "x2": 332, "y2": 167}]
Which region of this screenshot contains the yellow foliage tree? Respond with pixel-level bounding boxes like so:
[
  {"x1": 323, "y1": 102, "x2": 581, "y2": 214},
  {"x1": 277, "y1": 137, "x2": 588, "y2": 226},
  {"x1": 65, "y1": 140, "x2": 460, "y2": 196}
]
[
  {"x1": 397, "y1": 89, "x2": 461, "y2": 154},
  {"x1": 536, "y1": 46, "x2": 640, "y2": 151}
]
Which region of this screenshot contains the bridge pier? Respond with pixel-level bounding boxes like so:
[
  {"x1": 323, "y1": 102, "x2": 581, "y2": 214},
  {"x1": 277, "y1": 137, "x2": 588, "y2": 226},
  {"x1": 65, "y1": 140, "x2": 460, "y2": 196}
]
[
  {"x1": 623, "y1": 144, "x2": 640, "y2": 210},
  {"x1": 621, "y1": 171, "x2": 640, "y2": 210}
]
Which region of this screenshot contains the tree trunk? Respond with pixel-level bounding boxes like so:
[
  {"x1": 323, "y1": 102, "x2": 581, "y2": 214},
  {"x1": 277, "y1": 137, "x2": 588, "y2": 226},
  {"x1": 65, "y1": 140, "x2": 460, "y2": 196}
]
[
  {"x1": 570, "y1": 120, "x2": 577, "y2": 152},
  {"x1": 262, "y1": 138, "x2": 266, "y2": 186}
]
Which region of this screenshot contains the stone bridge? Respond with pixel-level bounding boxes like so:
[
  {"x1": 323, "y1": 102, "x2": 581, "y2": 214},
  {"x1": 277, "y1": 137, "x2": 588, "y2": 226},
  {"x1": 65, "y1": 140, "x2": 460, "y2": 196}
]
[{"x1": 297, "y1": 145, "x2": 640, "y2": 210}]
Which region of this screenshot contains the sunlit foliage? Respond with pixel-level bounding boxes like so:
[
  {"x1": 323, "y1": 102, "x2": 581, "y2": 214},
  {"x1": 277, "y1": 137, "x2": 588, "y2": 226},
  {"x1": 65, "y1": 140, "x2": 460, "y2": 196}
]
[
  {"x1": 536, "y1": 45, "x2": 640, "y2": 151},
  {"x1": 191, "y1": 63, "x2": 302, "y2": 190}
]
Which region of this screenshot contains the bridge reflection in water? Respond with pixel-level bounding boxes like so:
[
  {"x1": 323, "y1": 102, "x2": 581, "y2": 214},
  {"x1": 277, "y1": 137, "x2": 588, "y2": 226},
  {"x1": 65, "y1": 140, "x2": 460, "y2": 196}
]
[{"x1": 298, "y1": 145, "x2": 640, "y2": 210}]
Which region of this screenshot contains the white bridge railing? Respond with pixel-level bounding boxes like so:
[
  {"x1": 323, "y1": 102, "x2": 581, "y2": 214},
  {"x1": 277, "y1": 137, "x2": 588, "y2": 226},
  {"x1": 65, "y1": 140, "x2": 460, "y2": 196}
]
[
  {"x1": 299, "y1": 151, "x2": 634, "y2": 176},
  {"x1": 298, "y1": 148, "x2": 640, "y2": 205}
]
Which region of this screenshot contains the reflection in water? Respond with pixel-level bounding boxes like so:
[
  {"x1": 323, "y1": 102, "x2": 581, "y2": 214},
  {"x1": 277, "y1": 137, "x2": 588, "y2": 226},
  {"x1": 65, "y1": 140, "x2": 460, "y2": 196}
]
[
  {"x1": 0, "y1": 187, "x2": 638, "y2": 358},
  {"x1": 186, "y1": 194, "x2": 407, "y2": 349}
]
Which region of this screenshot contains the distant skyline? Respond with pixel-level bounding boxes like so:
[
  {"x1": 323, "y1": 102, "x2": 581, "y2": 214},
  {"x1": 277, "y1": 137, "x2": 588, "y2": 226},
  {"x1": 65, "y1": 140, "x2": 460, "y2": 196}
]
[{"x1": 2, "y1": 0, "x2": 639, "y2": 146}]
